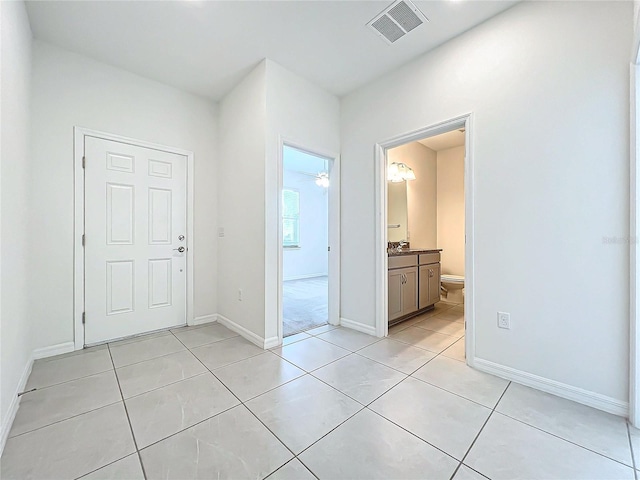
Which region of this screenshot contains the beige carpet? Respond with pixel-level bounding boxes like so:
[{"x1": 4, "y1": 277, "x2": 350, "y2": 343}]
[{"x1": 283, "y1": 276, "x2": 328, "y2": 337}]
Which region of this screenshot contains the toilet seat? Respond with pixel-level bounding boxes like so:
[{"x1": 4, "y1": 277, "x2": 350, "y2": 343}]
[{"x1": 441, "y1": 274, "x2": 464, "y2": 284}]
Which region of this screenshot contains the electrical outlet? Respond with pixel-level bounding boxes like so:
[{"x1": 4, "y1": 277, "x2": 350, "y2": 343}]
[
  {"x1": 497, "y1": 311, "x2": 510, "y2": 329},
  {"x1": 218, "y1": 227, "x2": 225, "y2": 237},
  {"x1": 238, "y1": 289, "x2": 243, "y2": 301}
]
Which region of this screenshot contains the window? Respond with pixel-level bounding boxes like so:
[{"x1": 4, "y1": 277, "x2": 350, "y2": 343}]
[{"x1": 282, "y1": 189, "x2": 300, "y2": 248}]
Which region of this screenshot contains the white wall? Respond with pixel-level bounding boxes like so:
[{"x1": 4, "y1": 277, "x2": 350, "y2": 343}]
[
  {"x1": 437, "y1": 146, "x2": 465, "y2": 276},
  {"x1": 0, "y1": 0, "x2": 33, "y2": 445},
  {"x1": 282, "y1": 170, "x2": 329, "y2": 280},
  {"x1": 265, "y1": 60, "x2": 340, "y2": 340},
  {"x1": 30, "y1": 41, "x2": 218, "y2": 349},
  {"x1": 216, "y1": 59, "x2": 339, "y2": 343},
  {"x1": 341, "y1": 1, "x2": 632, "y2": 404},
  {"x1": 217, "y1": 61, "x2": 268, "y2": 338},
  {"x1": 388, "y1": 142, "x2": 437, "y2": 249}
]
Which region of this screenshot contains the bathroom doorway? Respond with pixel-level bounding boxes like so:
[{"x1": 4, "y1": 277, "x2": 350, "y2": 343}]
[
  {"x1": 281, "y1": 145, "x2": 333, "y2": 337},
  {"x1": 374, "y1": 114, "x2": 475, "y2": 364}
]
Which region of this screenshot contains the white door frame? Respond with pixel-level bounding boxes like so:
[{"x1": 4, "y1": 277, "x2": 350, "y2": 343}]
[
  {"x1": 73, "y1": 127, "x2": 195, "y2": 350},
  {"x1": 277, "y1": 138, "x2": 340, "y2": 345},
  {"x1": 629, "y1": 15, "x2": 640, "y2": 424},
  {"x1": 374, "y1": 113, "x2": 476, "y2": 363}
]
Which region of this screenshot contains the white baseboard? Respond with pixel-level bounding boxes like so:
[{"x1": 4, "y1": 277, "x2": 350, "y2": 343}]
[
  {"x1": 473, "y1": 357, "x2": 629, "y2": 417},
  {"x1": 217, "y1": 314, "x2": 274, "y2": 349},
  {"x1": 32, "y1": 342, "x2": 75, "y2": 360},
  {"x1": 1, "y1": 355, "x2": 33, "y2": 454},
  {"x1": 190, "y1": 314, "x2": 217, "y2": 327},
  {"x1": 339, "y1": 317, "x2": 377, "y2": 336},
  {"x1": 264, "y1": 336, "x2": 280, "y2": 349},
  {"x1": 283, "y1": 273, "x2": 328, "y2": 281}
]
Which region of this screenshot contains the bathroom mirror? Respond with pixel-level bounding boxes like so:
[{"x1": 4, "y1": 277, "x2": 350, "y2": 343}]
[{"x1": 387, "y1": 181, "x2": 408, "y2": 242}]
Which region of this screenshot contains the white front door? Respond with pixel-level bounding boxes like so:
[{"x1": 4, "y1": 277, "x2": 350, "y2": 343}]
[{"x1": 84, "y1": 136, "x2": 187, "y2": 344}]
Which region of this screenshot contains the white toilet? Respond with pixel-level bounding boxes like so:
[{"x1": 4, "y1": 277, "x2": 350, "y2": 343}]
[{"x1": 441, "y1": 274, "x2": 465, "y2": 303}]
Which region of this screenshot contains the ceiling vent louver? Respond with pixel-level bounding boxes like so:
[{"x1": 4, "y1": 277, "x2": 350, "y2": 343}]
[{"x1": 367, "y1": 0, "x2": 428, "y2": 45}]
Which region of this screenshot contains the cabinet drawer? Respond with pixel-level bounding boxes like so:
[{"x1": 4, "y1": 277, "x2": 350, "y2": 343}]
[
  {"x1": 389, "y1": 255, "x2": 418, "y2": 269},
  {"x1": 419, "y1": 253, "x2": 440, "y2": 265}
]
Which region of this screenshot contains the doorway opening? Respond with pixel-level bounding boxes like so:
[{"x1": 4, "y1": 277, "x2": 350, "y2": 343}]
[
  {"x1": 281, "y1": 145, "x2": 332, "y2": 337},
  {"x1": 375, "y1": 114, "x2": 474, "y2": 364}
]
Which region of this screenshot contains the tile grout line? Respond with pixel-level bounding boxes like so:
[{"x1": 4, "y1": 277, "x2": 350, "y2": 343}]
[
  {"x1": 265, "y1": 457, "x2": 319, "y2": 480},
  {"x1": 25, "y1": 366, "x2": 115, "y2": 391},
  {"x1": 305, "y1": 345, "x2": 466, "y2": 465},
  {"x1": 168, "y1": 330, "x2": 305, "y2": 479},
  {"x1": 448, "y1": 381, "x2": 512, "y2": 480},
  {"x1": 100, "y1": 312, "x2": 461, "y2": 478},
  {"x1": 106, "y1": 343, "x2": 148, "y2": 480},
  {"x1": 363, "y1": 406, "x2": 461, "y2": 465},
  {"x1": 73, "y1": 453, "x2": 140, "y2": 480},
  {"x1": 33, "y1": 310, "x2": 603, "y2": 480},
  {"x1": 352, "y1": 348, "x2": 437, "y2": 375},
  {"x1": 172, "y1": 326, "x2": 452, "y2": 479},
  {"x1": 110, "y1": 333, "x2": 243, "y2": 370},
  {"x1": 277, "y1": 331, "x2": 443, "y2": 378},
  {"x1": 8, "y1": 397, "x2": 124, "y2": 441},
  {"x1": 426, "y1": 325, "x2": 636, "y2": 472},
  {"x1": 120, "y1": 371, "x2": 210, "y2": 401},
  {"x1": 492, "y1": 408, "x2": 636, "y2": 469},
  {"x1": 13, "y1": 318, "x2": 462, "y2": 479},
  {"x1": 132, "y1": 403, "x2": 242, "y2": 452},
  {"x1": 24, "y1": 310, "x2": 475, "y2": 479},
  {"x1": 407, "y1": 372, "x2": 502, "y2": 410},
  {"x1": 627, "y1": 423, "x2": 638, "y2": 480},
  {"x1": 271, "y1": 336, "x2": 416, "y2": 410}
]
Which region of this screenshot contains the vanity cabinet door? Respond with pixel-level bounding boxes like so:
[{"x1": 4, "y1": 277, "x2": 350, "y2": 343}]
[
  {"x1": 419, "y1": 264, "x2": 441, "y2": 309},
  {"x1": 428, "y1": 263, "x2": 441, "y2": 305},
  {"x1": 388, "y1": 269, "x2": 404, "y2": 321},
  {"x1": 401, "y1": 267, "x2": 418, "y2": 316}
]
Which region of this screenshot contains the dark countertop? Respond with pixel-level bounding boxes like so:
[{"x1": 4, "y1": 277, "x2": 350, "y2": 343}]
[{"x1": 388, "y1": 248, "x2": 442, "y2": 257}]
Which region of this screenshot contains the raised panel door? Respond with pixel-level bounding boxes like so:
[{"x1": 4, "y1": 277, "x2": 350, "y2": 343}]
[
  {"x1": 388, "y1": 269, "x2": 404, "y2": 322},
  {"x1": 401, "y1": 267, "x2": 418, "y2": 316},
  {"x1": 84, "y1": 136, "x2": 187, "y2": 344}
]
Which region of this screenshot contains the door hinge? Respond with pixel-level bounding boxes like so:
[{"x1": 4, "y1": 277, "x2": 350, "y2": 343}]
[
  {"x1": 82, "y1": 234, "x2": 85, "y2": 247},
  {"x1": 328, "y1": 246, "x2": 331, "y2": 252},
  {"x1": 82, "y1": 312, "x2": 86, "y2": 324},
  {"x1": 82, "y1": 156, "x2": 86, "y2": 169}
]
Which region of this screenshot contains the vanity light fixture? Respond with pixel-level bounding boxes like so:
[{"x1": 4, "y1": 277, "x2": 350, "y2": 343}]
[
  {"x1": 388, "y1": 162, "x2": 416, "y2": 182},
  {"x1": 315, "y1": 172, "x2": 330, "y2": 188}
]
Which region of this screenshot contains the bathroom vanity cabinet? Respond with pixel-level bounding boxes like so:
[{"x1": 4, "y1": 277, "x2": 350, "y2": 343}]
[{"x1": 388, "y1": 250, "x2": 441, "y2": 325}]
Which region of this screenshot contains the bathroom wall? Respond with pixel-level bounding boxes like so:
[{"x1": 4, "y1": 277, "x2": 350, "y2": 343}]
[
  {"x1": 388, "y1": 142, "x2": 437, "y2": 249},
  {"x1": 437, "y1": 146, "x2": 465, "y2": 276}
]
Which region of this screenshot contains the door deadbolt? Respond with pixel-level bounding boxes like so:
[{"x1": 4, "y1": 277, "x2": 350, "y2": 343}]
[
  {"x1": 178, "y1": 235, "x2": 185, "y2": 241},
  {"x1": 173, "y1": 246, "x2": 185, "y2": 253}
]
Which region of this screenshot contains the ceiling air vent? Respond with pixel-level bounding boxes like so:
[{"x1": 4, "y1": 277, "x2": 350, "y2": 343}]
[{"x1": 367, "y1": 0, "x2": 428, "y2": 45}]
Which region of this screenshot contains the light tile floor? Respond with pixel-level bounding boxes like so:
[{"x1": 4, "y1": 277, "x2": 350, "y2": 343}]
[{"x1": 2, "y1": 302, "x2": 637, "y2": 479}]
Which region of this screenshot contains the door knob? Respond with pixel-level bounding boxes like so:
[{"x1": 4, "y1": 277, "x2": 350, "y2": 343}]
[{"x1": 173, "y1": 246, "x2": 185, "y2": 253}]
